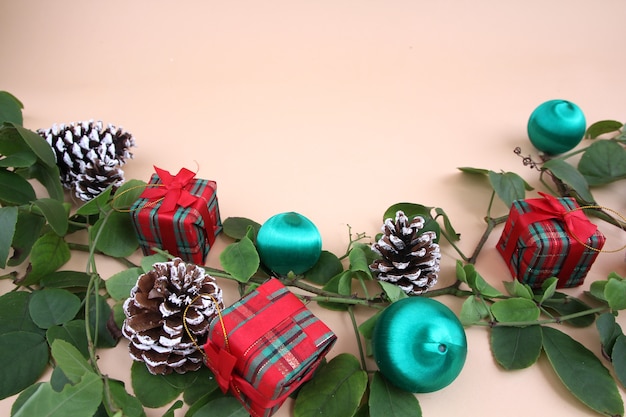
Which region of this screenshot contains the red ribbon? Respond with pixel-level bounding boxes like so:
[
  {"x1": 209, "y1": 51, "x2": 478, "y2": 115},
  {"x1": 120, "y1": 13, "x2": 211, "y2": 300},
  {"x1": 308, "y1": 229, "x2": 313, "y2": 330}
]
[
  {"x1": 139, "y1": 166, "x2": 198, "y2": 212},
  {"x1": 503, "y1": 192, "x2": 598, "y2": 286}
]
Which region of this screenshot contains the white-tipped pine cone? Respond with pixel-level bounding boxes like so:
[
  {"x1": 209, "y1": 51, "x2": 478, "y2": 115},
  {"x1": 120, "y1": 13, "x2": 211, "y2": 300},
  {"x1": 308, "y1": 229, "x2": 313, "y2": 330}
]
[
  {"x1": 122, "y1": 258, "x2": 223, "y2": 375},
  {"x1": 370, "y1": 211, "x2": 441, "y2": 295},
  {"x1": 37, "y1": 120, "x2": 135, "y2": 201}
]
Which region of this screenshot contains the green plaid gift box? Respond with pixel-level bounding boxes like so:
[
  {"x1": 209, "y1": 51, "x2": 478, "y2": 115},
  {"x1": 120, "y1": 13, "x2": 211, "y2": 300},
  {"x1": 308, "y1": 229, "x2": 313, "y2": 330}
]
[
  {"x1": 203, "y1": 278, "x2": 337, "y2": 417},
  {"x1": 130, "y1": 166, "x2": 222, "y2": 264},
  {"x1": 496, "y1": 193, "x2": 605, "y2": 289}
]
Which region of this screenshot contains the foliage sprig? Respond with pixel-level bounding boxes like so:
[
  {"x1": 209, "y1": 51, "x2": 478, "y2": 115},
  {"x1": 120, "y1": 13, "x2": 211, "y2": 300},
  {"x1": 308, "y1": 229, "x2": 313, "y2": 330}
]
[{"x1": 1, "y1": 91, "x2": 625, "y2": 417}]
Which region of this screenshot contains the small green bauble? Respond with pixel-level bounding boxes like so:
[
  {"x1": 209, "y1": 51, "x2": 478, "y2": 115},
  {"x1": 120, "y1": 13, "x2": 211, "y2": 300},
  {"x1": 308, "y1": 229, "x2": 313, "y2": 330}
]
[
  {"x1": 256, "y1": 212, "x2": 322, "y2": 275},
  {"x1": 372, "y1": 297, "x2": 467, "y2": 393},
  {"x1": 527, "y1": 99, "x2": 586, "y2": 155}
]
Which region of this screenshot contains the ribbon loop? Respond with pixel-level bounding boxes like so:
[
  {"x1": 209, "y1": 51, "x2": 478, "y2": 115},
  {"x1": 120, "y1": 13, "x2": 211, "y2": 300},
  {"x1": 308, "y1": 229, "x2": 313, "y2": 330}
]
[
  {"x1": 139, "y1": 166, "x2": 198, "y2": 212},
  {"x1": 527, "y1": 192, "x2": 598, "y2": 242}
]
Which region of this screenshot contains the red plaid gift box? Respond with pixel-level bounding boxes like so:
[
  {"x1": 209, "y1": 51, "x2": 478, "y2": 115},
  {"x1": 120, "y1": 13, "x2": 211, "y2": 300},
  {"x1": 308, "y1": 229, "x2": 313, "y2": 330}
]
[
  {"x1": 130, "y1": 166, "x2": 221, "y2": 264},
  {"x1": 203, "y1": 278, "x2": 337, "y2": 417},
  {"x1": 496, "y1": 192, "x2": 605, "y2": 289}
]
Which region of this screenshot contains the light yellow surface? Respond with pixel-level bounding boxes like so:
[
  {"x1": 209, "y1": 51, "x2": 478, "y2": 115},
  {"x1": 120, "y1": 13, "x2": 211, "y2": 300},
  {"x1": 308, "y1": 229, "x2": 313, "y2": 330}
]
[{"x1": 2, "y1": 1, "x2": 626, "y2": 416}]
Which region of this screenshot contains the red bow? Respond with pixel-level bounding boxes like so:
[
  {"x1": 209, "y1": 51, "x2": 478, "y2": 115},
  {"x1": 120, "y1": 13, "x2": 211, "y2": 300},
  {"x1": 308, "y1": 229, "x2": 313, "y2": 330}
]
[
  {"x1": 527, "y1": 192, "x2": 597, "y2": 242},
  {"x1": 139, "y1": 166, "x2": 198, "y2": 212}
]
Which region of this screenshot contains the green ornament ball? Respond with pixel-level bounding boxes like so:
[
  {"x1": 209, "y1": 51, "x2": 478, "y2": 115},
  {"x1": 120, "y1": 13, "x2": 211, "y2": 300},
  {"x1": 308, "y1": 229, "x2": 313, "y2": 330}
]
[
  {"x1": 256, "y1": 212, "x2": 322, "y2": 275},
  {"x1": 527, "y1": 99, "x2": 586, "y2": 155},
  {"x1": 372, "y1": 297, "x2": 467, "y2": 393}
]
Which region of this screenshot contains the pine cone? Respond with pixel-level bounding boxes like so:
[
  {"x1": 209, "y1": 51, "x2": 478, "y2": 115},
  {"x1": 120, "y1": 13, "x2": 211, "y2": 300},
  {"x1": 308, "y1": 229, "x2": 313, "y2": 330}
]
[
  {"x1": 122, "y1": 258, "x2": 223, "y2": 375},
  {"x1": 37, "y1": 120, "x2": 135, "y2": 201},
  {"x1": 370, "y1": 211, "x2": 441, "y2": 295}
]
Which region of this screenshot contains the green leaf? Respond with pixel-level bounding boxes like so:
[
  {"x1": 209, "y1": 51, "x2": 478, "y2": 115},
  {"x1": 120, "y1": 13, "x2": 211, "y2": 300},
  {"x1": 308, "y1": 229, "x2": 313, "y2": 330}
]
[
  {"x1": 596, "y1": 312, "x2": 622, "y2": 359},
  {"x1": 455, "y1": 260, "x2": 467, "y2": 283},
  {"x1": 11, "y1": 372, "x2": 103, "y2": 417},
  {"x1": 85, "y1": 294, "x2": 118, "y2": 348},
  {"x1": 7, "y1": 211, "x2": 45, "y2": 266},
  {"x1": 74, "y1": 186, "x2": 112, "y2": 216},
  {"x1": 383, "y1": 203, "x2": 432, "y2": 223},
  {"x1": 181, "y1": 367, "x2": 218, "y2": 405},
  {"x1": 0, "y1": 168, "x2": 36, "y2": 204},
  {"x1": 487, "y1": 171, "x2": 526, "y2": 207},
  {"x1": 0, "y1": 292, "x2": 42, "y2": 335},
  {"x1": 542, "y1": 292, "x2": 595, "y2": 327},
  {"x1": 293, "y1": 353, "x2": 367, "y2": 417},
  {"x1": 190, "y1": 397, "x2": 248, "y2": 417},
  {"x1": 460, "y1": 296, "x2": 490, "y2": 326},
  {"x1": 27, "y1": 161, "x2": 64, "y2": 201},
  {"x1": 46, "y1": 320, "x2": 90, "y2": 358},
  {"x1": 140, "y1": 253, "x2": 169, "y2": 272},
  {"x1": 434, "y1": 207, "x2": 460, "y2": 241},
  {"x1": 542, "y1": 326, "x2": 624, "y2": 417},
  {"x1": 503, "y1": 279, "x2": 533, "y2": 300},
  {"x1": 92, "y1": 211, "x2": 139, "y2": 257},
  {"x1": 542, "y1": 158, "x2": 594, "y2": 203},
  {"x1": 105, "y1": 267, "x2": 142, "y2": 301},
  {"x1": 379, "y1": 281, "x2": 408, "y2": 303},
  {"x1": 0, "y1": 206, "x2": 18, "y2": 268},
  {"x1": 11, "y1": 123, "x2": 57, "y2": 168},
  {"x1": 221, "y1": 217, "x2": 261, "y2": 241},
  {"x1": 490, "y1": 298, "x2": 540, "y2": 323},
  {"x1": 465, "y1": 264, "x2": 502, "y2": 298},
  {"x1": 32, "y1": 198, "x2": 68, "y2": 236},
  {"x1": 0, "y1": 91, "x2": 24, "y2": 125},
  {"x1": 578, "y1": 140, "x2": 626, "y2": 186},
  {"x1": 584, "y1": 120, "x2": 623, "y2": 139},
  {"x1": 108, "y1": 379, "x2": 147, "y2": 417},
  {"x1": 457, "y1": 166, "x2": 490, "y2": 175},
  {"x1": 538, "y1": 277, "x2": 558, "y2": 304},
  {"x1": 605, "y1": 274, "x2": 626, "y2": 311},
  {"x1": 219, "y1": 236, "x2": 260, "y2": 283},
  {"x1": 317, "y1": 271, "x2": 352, "y2": 311},
  {"x1": 0, "y1": 150, "x2": 36, "y2": 168},
  {"x1": 588, "y1": 280, "x2": 608, "y2": 303},
  {"x1": 29, "y1": 288, "x2": 81, "y2": 329},
  {"x1": 50, "y1": 339, "x2": 93, "y2": 383},
  {"x1": 304, "y1": 250, "x2": 344, "y2": 285},
  {"x1": 40, "y1": 270, "x2": 92, "y2": 290},
  {"x1": 111, "y1": 179, "x2": 147, "y2": 211},
  {"x1": 131, "y1": 361, "x2": 196, "y2": 408},
  {"x1": 611, "y1": 335, "x2": 626, "y2": 388},
  {"x1": 22, "y1": 232, "x2": 70, "y2": 286},
  {"x1": 349, "y1": 244, "x2": 373, "y2": 277},
  {"x1": 358, "y1": 310, "x2": 382, "y2": 340},
  {"x1": 369, "y1": 371, "x2": 422, "y2": 417},
  {"x1": 162, "y1": 400, "x2": 184, "y2": 417},
  {"x1": 490, "y1": 325, "x2": 542, "y2": 370},
  {"x1": 0, "y1": 331, "x2": 49, "y2": 400}
]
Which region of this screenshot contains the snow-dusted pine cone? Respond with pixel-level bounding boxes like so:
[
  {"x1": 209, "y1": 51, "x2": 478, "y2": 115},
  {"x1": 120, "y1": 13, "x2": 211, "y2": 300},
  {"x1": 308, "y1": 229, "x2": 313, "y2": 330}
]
[
  {"x1": 370, "y1": 211, "x2": 441, "y2": 295},
  {"x1": 122, "y1": 258, "x2": 223, "y2": 375},
  {"x1": 37, "y1": 120, "x2": 135, "y2": 201}
]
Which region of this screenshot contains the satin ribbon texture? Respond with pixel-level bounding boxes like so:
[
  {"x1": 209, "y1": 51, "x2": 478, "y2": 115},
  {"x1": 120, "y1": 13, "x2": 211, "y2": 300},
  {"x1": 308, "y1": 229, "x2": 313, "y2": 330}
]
[{"x1": 138, "y1": 166, "x2": 199, "y2": 212}]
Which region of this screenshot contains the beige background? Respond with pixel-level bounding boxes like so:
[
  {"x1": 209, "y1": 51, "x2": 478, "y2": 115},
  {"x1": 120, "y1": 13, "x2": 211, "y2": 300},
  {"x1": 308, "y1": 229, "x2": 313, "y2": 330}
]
[{"x1": 2, "y1": 1, "x2": 626, "y2": 416}]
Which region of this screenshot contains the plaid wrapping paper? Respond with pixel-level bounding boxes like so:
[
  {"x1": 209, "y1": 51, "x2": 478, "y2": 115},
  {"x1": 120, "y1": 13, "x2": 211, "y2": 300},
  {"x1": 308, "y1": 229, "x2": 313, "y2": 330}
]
[
  {"x1": 203, "y1": 278, "x2": 337, "y2": 417},
  {"x1": 496, "y1": 192, "x2": 605, "y2": 289},
  {"x1": 130, "y1": 166, "x2": 222, "y2": 264}
]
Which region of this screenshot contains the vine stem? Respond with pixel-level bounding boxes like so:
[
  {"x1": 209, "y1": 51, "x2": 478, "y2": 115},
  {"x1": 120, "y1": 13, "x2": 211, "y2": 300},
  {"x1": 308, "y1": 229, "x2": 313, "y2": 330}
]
[
  {"x1": 471, "y1": 306, "x2": 609, "y2": 327},
  {"x1": 348, "y1": 306, "x2": 369, "y2": 372}
]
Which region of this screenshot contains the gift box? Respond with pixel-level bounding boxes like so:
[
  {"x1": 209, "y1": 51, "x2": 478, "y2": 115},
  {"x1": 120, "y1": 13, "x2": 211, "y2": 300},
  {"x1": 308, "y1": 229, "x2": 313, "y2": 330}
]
[
  {"x1": 130, "y1": 166, "x2": 221, "y2": 264},
  {"x1": 496, "y1": 192, "x2": 605, "y2": 289},
  {"x1": 203, "y1": 278, "x2": 337, "y2": 417}
]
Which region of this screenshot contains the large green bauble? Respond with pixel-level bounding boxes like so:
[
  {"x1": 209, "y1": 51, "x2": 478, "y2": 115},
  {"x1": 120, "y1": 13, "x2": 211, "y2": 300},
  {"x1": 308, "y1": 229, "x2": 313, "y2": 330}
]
[
  {"x1": 256, "y1": 212, "x2": 322, "y2": 275},
  {"x1": 372, "y1": 297, "x2": 467, "y2": 393},
  {"x1": 527, "y1": 99, "x2": 586, "y2": 155}
]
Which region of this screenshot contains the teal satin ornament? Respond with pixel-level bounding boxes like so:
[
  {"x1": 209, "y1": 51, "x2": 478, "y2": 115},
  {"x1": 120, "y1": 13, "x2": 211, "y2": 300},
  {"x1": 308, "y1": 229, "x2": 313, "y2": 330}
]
[
  {"x1": 256, "y1": 212, "x2": 322, "y2": 275},
  {"x1": 372, "y1": 297, "x2": 467, "y2": 393},
  {"x1": 527, "y1": 99, "x2": 586, "y2": 155}
]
